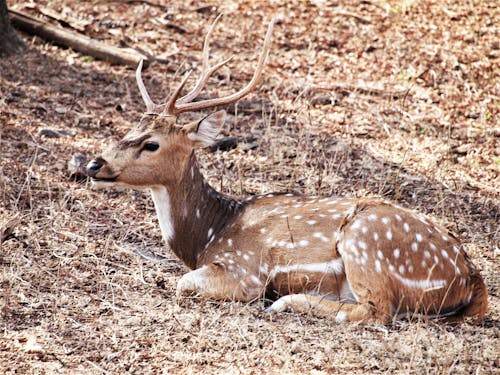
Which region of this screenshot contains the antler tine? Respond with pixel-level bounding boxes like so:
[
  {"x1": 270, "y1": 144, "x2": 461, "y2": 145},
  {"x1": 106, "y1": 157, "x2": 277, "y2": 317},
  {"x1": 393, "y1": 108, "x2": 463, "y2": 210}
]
[
  {"x1": 176, "y1": 14, "x2": 233, "y2": 105},
  {"x1": 172, "y1": 18, "x2": 275, "y2": 115},
  {"x1": 136, "y1": 59, "x2": 161, "y2": 114},
  {"x1": 164, "y1": 70, "x2": 192, "y2": 115},
  {"x1": 176, "y1": 56, "x2": 234, "y2": 105}
]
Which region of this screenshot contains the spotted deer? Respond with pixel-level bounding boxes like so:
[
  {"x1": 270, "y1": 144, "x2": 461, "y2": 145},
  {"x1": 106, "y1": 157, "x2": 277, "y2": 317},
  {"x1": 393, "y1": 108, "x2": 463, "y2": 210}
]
[{"x1": 86, "y1": 18, "x2": 487, "y2": 324}]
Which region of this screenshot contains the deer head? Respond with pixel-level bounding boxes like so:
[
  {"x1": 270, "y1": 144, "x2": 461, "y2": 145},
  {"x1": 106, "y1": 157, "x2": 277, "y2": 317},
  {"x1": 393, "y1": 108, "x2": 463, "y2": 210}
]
[{"x1": 86, "y1": 16, "x2": 274, "y2": 190}]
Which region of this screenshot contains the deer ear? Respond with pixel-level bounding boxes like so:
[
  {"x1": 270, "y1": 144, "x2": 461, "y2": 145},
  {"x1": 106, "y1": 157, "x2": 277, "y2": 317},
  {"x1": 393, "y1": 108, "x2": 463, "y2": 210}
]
[{"x1": 187, "y1": 110, "x2": 226, "y2": 147}]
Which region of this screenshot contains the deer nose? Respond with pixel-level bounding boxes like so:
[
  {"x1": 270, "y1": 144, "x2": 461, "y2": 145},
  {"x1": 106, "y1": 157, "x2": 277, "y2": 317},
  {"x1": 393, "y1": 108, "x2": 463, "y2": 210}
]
[{"x1": 86, "y1": 157, "x2": 105, "y2": 177}]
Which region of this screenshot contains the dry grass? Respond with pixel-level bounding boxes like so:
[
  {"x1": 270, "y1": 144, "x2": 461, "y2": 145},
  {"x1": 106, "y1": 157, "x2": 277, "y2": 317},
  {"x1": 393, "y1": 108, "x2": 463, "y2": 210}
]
[{"x1": 1, "y1": 0, "x2": 499, "y2": 373}]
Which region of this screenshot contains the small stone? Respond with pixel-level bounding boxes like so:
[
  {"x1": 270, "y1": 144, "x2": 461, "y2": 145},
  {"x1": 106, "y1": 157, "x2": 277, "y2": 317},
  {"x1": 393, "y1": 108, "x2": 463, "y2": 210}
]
[{"x1": 39, "y1": 128, "x2": 73, "y2": 138}]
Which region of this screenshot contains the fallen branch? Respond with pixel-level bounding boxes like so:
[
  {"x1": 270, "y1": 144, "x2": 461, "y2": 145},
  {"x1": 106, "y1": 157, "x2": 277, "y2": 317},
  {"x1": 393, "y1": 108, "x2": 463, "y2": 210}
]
[{"x1": 9, "y1": 9, "x2": 149, "y2": 67}]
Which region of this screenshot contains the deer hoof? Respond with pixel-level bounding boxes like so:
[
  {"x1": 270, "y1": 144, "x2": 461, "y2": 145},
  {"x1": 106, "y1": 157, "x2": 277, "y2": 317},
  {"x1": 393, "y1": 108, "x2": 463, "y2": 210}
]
[
  {"x1": 176, "y1": 266, "x2": 209, "y2": 297},
  {"x1": 264, "y1": 295, "x2": 294, "y2": 314}
]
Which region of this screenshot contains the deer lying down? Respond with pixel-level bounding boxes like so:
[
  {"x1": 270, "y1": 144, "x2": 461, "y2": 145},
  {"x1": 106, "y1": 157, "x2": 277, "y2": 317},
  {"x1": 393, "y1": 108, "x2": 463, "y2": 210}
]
[{"x1": 86, "y1": 18, "x2": 487, "y2": 324}]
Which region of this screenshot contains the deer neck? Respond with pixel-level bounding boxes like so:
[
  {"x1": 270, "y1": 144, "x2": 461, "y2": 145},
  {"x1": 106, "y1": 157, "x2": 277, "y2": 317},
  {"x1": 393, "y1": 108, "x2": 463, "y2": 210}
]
[{"x1": 150, "y1": 152, "x2": 244, "y2": 269}]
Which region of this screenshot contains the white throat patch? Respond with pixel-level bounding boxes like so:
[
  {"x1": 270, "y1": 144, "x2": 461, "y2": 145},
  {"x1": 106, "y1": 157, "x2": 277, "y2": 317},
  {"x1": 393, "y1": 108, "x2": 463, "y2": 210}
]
[{"x1": 150, "y1": 186, "x2": 174, "y2": 243}]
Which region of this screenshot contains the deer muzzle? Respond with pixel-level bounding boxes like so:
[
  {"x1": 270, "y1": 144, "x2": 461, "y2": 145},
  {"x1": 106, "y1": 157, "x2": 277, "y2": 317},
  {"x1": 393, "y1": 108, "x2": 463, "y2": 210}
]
[{"x1": 86, "y1": 157, "x2": 118, "y2": 182}]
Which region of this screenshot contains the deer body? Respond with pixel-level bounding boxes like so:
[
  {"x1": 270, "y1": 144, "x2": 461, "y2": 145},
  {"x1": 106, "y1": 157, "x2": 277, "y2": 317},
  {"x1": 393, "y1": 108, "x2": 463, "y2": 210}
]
[{"x1": 86, "y1": 18, "x2": 487, "y2": 323}]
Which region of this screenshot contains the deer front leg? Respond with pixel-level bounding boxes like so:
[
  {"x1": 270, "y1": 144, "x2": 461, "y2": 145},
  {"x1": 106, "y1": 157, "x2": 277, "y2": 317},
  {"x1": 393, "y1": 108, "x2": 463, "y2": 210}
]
[{"x1": 176, "y1": 263, "x2": 264, "y2": 302}]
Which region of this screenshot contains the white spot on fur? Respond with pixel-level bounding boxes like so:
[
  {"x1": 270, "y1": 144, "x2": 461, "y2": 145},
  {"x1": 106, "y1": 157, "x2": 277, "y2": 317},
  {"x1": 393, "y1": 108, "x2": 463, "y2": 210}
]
[
  {"x1": 207, "y1": 228, "x2": 214, "y2": 239},
  {"x1": 386, "y1": 230, "x2": 393, "y2": 240},
  {"x1": 250, "y1": 275, "x2": 262, "y2": 285},
  {"x1": 373, "y1": 232, "x2": 379, "y2": 241},
  {"x1": 294, "y1": 215, "x2": 303, "y2": 220},
  {"x1": 196, "y1": 208, "x2": 201, "y2": 219},
  {"x1": 260, "y1": 228, "x2": 268, "y2": 234},
  {"x1": 375, "y1": 259, "x2": 382, "y2": 273},
  {"x1": 298, "y1": 239, "x2": 310, "y2": 247},
  {"x1": 313, "y1": 232, "x2": 330, "y2": 243},
  {"x1": 393, "y1": 248, "x2": 400, "y2": 258},
  {"x1": 382, "y1": 217, "x2": 390, "y2": 225},
  {"x1": 377, "y1": 250, "x2": 384, "y2": 260},
  {"x1": 307, "y1": 220, "x2": 317, "y2": 225},
  {"x1": 368, "y1": 214, "x2": 378, "y2": 222},
  {"x1": 227, "y1": 239, "x2": 233, "y2": 247},
  {"x1": 403, "y1": 223, "x2": 410, "y2": 233},
  {"x1": 424, "y1": 251, "x2": 431, "y2": 258},
  {"x1": 411, "y1": 242, "x2": 418, "y2": 252},
  {"x1": 441, "y1": 249, "x2": 449, "y2": 259},
  {"x1": 351, "y1": 221, "x2": 361, "y2": 230},
  {"x1": 395, "y1": 214, "x2": 402, "y2": 222},
  {"x1": 361, "y1": 226, "x2": 368, "y2": 234},
  {"x1": 416, "y1": 233, "x2": 423, "y2": 242}
]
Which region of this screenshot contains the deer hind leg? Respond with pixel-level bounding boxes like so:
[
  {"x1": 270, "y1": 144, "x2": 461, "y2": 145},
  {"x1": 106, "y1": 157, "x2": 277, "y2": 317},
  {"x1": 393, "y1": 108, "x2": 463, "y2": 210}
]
[
  {"x1": 265, "y1": 294, "x2": 386, "y2": 323},
  {"x1": 176, "y1": 263, "x2": 263, "y2": 302}
]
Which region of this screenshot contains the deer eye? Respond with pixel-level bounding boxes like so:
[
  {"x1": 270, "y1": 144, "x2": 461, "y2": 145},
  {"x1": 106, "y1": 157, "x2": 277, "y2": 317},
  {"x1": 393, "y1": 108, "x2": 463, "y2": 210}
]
[{"x1": 142, "y1": 142, "x2": 159, "y2": 152}]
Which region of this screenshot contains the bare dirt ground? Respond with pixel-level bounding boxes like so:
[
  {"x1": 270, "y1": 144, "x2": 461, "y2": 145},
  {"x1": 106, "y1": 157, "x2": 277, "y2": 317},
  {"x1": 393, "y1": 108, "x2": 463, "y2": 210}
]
[{"x1": 1, "y1": 0, "x2": 499, "y2": 373}]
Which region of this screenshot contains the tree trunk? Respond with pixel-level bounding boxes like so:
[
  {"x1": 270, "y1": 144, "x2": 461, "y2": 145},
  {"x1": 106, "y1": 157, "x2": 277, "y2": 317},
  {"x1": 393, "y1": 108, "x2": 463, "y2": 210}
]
[{"x1": 0, "y1": 0, "x2": 24, "y2": 56}]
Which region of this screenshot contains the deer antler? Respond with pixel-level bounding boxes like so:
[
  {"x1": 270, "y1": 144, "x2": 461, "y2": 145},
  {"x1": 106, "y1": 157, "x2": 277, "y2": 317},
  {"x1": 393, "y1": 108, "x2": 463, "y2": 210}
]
[
  {"x1": 167, "y1": 17, "x2": 274, "y2": 115},
  {"x1": 135, "y1": 17, "x2": 274, "y2": 116},
  {"x1": 136, "y1": 59, "x2": 163, "y2": 114},
  {"x1": 174, "y1": 14, "x2": 233, "y2": 106}
]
